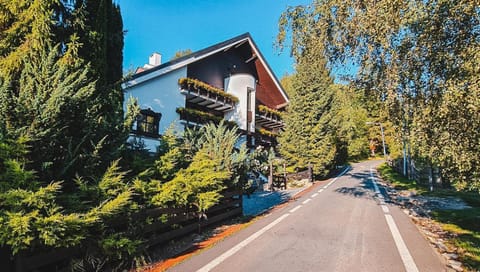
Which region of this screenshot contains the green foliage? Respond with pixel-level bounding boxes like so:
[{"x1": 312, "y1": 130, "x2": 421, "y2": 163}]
[
  {"x1": 278, "y1": 0, "x2": 480, "y2": 191},
  {"x1": 0, "y1": 137, "x2": 36, "y2": 191},
  {"x1": 0, "y1": 0, "x2": 129, "y2": 185},
  {"x1": 332, "y1": 85, "x2": 369, "y2": 160},
  {"x1": 277, "y1": 44, "x2": 337, "y2": 177},
  {"x1": 152, "y1": 122, "x2": 248, "y2": 213},
  {"x1": 0, "y1": 181, "x2": 91, "y2": 254},
  {"x1": 154, "y1": 127, "x2": 192, "y2": 181},
  {"x1": 1, "y1": 42, "x2": 98, "y2": 183},
  {"x1": 178, "y1": 78, "x2": 239, "y2": 103},
  {"x1": 0, "y1": 140, "x2": 135, "y2": 256},
  {"x1": 280, "y1": 73, "x2": 295, "y2": 97},
  {"x1": 171, "y1": 49, "x2": 193, "y2": 60},
  {"x1": 200, "y1": 122, "x2": 240, "y2": 172},
  {"x1": 257, "y1": 105, "x2": 283, "y2": 119},
  {"x1": 176, "y1": 107, "x2": 238, "y2": 128},
  {"x1": 152, "y1": 149, "x2": 228, "y2": 212},
  {"x1": 100, "y1": 233, "x2": 143, "y2": 261},
  {"x1": 0, "y1": 0, "x2": 64, "y2": 79},
  {"x1": 98, "y1": 160, "x2": 129, "y2": 197}
]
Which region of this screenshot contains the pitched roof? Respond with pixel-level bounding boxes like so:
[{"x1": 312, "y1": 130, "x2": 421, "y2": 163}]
[{"x1": 123, "y1": 33, "x2": 289, "y2": 107}]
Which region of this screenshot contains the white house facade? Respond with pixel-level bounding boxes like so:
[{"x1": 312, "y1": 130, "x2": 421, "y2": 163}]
[{"x1": 122, "y1": 33, "x2": 289, "y2": 151}]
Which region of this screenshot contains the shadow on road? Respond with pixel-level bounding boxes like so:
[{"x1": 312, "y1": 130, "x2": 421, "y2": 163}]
[{"x1": 334, "y1": 170, "x2": 376, "y2": 200}]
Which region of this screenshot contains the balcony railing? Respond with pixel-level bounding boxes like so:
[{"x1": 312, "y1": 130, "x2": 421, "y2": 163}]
[
  {"x1": 255, "y1": 105, "x2": 284, "y2": 129},
  {"x1": 176, "y1": 107, "x2": 237, "y2": 128},
  {"x1": 253, "y1": 129, "x2": 278, "y2": 147},
  {"x1": 178, "y1": 78, "x2": 238, "y2": 112}
]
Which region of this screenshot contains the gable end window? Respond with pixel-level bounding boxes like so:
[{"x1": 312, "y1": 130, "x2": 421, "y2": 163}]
[{"x1": 133, "y1": 109, "x2": 162, "y2": 137}]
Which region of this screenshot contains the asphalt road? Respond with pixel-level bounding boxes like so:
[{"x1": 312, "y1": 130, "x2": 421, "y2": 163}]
[{"x1": 169, "y1": 160, "x2": 446, "y2": 272}]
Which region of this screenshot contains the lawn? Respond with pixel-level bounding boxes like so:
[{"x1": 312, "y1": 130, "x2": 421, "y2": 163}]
[{"x1": 377, "y1": 163, "x2": 480, "y2": 271}]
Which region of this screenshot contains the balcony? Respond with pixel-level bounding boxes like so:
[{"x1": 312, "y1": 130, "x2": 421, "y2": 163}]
[
  {"x1": 255, "y1": 105, "x2": 284, "y2": 130},
  {"x1": 176, "y1": 107, "x2": 237, "y2": 129},
  {"x1": 178, "y1": 78, "x2": 238, "y2": 112},
  {"x1": 254, "y1": 128, "x2": 278, "y2": 147}
]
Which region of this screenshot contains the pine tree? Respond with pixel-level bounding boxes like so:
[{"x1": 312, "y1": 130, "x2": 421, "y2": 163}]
[{"x1": 278, "y1": 42, "x2": 337, "y2": 177}]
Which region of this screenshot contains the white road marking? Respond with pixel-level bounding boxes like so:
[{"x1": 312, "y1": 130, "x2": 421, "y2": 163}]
[
  {"x1": 311, "y1": 193, "x2": 319, "y2": 198},
  {"x1": 385, "y1": 214, "x2": 419, "y2": 272},
  {"x1": 370, "y1": 169, "x2": 386, "y2": 204},
  {"x1": 302, "y1": 199, "x2": 312, "y2": 204},
  {"x1": 196, "y1": 213, "x2": 290, "y2": 272},
  {"x1": 370, "y1": 168, "x2": 419, "y2": 272},
  {"x1": 289, "y1": 206, "x2": 302, "y2": 213},
  {"x1": 321, "y1": 166, "x2": 351, "y2": 190},
  {"x1": 381, "y1": 205, "x2": 390, "y2": 213},
  {"x1": 196, "y1": 166, "x2": 352, "y2": 272},
  {"x1": 318, "y1": 189, "x2": 324, "y2": 193}
]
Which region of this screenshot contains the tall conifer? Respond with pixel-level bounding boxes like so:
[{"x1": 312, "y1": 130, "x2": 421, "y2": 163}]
[{"x1": 278, "y1": 42, "x2": 337, "y2": 177}]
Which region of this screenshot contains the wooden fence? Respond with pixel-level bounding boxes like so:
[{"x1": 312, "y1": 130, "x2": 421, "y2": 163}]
[
  {"x1": 286, "y1": 168, "x2": 313, "y2": 183},
  {"x1": 9, "y1": 191, "x2": 242, "y2": 272},
  {"x1": 389, "y1": 159, "x2": 447, "y2": 189},
  {"x1": 267, "y1": 167, "x2": 314, "y2": 191}
]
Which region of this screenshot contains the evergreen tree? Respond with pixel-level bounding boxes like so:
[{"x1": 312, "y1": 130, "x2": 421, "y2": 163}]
[
  {"x1": 73, "y1": 0, "x2": 124, "y2": 88},
  {"x1": 0, "y1": 0, "x2": 127, "y2": 182},
  {"x1": 278, "y1": 41, "x2": 337, "y2": 177},
  {"x1": 4, "y1": 42, "x2": 98, "y2": 183},
  {"x1": 71, "y1": 0, "x2": 126, "y2": 175}
]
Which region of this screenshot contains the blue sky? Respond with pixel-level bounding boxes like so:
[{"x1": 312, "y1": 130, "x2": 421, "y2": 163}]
[{"x1": 119, "y1": 0, "x2": 311, "y2": 78}]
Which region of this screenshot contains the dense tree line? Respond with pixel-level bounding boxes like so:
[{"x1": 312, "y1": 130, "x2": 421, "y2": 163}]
[
  {"x1": 277, "y1": 38, "x2": 370, "y2": 177},
  {"x1": 0, "y1": 0, "x2": 125, "y2": 182},
  {"x1": 277, "y1": 0, "x2": 479, "y2": 191},
  {"x1": 0, "y1": 1, "x2": 261, "y2": 270}
]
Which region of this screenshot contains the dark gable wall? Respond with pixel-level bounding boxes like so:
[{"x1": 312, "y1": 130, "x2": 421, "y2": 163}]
[{"x1": 187, "y1": 44, "x2": 258, "y2": 90}]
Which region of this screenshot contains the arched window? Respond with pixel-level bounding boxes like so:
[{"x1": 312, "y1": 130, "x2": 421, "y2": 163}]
[{"x1": 133, "y1": 109, "x2": 162, "y2": 137}]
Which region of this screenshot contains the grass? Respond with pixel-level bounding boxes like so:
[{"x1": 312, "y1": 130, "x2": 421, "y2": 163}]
[
  {"x1": 377, "y1": 163, "x2": 480, "y2": 271},
  {"x1": 431, "y1": 209, "x2": 480, "y2": 270},
  {"x1": 377, "y1": 163, "x2": 426, "y2": 192}
]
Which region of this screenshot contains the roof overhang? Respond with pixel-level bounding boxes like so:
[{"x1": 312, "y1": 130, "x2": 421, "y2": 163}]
[{"x1": 122, "y1": 34, "x2": 290, "y2": 106}]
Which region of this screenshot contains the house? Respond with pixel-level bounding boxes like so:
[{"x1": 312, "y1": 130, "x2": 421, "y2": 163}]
[{"x1": 122, "y1": 33, "x2": 289, "y2": 151}]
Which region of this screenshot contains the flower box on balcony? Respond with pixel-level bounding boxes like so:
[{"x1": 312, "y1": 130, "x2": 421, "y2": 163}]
[
  {"x1": 176, "y1": 107, "x2": 237, "y2": 128},
  {"x1": 178, "y1": 78, "x2": 239, "y2": 104},
  {"x1": 257, "y1": 105, "x2": 283, "y2": 120},
  {"x1": 257, "y1": 128, "x2": 278, "y2": 138}
]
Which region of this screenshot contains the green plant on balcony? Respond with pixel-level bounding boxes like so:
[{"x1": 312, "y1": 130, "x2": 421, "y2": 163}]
[
  {"x1": 178, "y1": 78, "x2": 239, "y2": 103},
  {"x1": 176, "y1": 107, "x2": 237, "y2": 128},
  {"x1": 257, "y1": 128, "x2": 278, "y2": 138},
  {"x1": 257, "y1": 105, "x2": 283, "y2": 120}
]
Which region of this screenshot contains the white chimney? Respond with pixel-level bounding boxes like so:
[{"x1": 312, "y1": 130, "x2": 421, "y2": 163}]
[{"x1": 149, "y1": 52, "x2": 161, "y2": 66}]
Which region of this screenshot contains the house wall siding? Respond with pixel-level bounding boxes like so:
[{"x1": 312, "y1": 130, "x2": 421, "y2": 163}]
[
  {"x1": 224, "y1": 74, "x2": 256, "y2": 132},
  {"x1": 124, "y1": 67, "x2": 187, "y2": 151}
]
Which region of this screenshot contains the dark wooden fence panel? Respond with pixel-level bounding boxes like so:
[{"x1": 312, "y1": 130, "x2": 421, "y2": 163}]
[
  {"x1": 286, "y1": 168, "x2": 313, "y2": 183},
  {"x1": 272, "y1": 175, "x2": 286, "y2": 190}
]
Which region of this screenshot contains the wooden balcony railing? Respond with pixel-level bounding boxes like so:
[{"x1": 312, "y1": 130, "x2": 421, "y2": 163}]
[
  {"x1": 178, "y1": 78, "x2": 238, "y2": 112},
  {"x1": 255, "y1": 105, "x2": 284, "y2": 129}
]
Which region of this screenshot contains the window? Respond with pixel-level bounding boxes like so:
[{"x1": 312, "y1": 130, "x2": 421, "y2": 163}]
[{"x1": 133, "y1": 109, "x2": 162, "y2": 137}]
